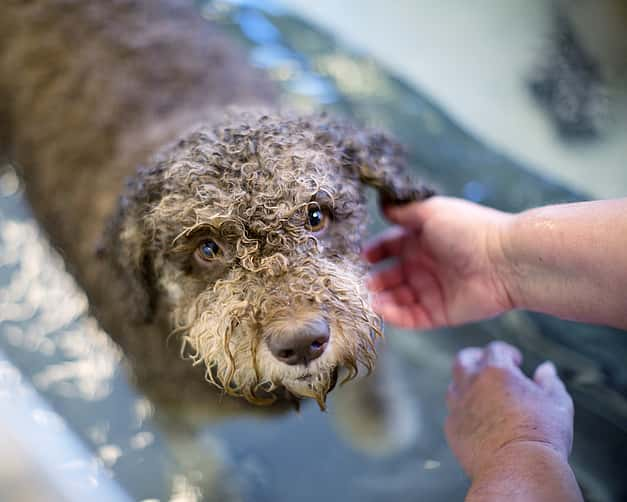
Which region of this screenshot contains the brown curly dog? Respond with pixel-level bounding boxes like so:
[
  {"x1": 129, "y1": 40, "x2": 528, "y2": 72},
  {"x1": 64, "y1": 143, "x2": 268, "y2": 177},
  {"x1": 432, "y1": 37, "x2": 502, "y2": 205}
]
[{"x1": 0, "y1": 0, "x2": 431, "y2": 409}]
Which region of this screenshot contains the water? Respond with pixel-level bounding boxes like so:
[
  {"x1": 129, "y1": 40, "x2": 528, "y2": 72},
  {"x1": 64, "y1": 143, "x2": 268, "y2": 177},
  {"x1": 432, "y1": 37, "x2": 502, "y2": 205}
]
[{"x1": 1, "y1": 1, "x2": 626, "y2": 500}]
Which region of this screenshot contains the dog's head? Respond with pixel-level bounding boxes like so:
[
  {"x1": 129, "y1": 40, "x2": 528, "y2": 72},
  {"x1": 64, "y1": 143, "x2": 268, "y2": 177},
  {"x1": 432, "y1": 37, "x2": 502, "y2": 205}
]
[{"x1": 103, "y1": 112, "x2": 432, "y2": 408}]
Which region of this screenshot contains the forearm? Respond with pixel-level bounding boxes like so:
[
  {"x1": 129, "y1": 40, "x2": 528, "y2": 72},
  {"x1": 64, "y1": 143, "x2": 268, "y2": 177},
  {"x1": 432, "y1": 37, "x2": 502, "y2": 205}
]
[
  {"x1": 466, "y1": 442, "x2": 583, "y2": 502},
  {"x1": 498, "y1": 199, "x2": 627, "y2": 329}
]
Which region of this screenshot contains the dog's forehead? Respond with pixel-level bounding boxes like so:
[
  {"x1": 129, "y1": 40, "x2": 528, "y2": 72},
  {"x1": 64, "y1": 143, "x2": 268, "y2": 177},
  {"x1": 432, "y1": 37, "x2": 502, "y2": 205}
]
[
  {"x1": 170, "y1": 123, "x2": 358, "y2": 199},
  {"x1": 217, "y1": 160, "x2": 355, "y2": 228},
  {"x1": 159, "y1": 119, "x2": 367, "y2": 239}
]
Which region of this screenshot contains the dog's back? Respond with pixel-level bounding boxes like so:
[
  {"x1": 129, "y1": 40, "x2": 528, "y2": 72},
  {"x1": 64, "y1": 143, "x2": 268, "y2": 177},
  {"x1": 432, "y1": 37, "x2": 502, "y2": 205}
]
[
  {"x1": 0, "y1": 0, "x2": 274, "y2": 268},
  {"x1": 0, "y1": 2, "x2": 277, "y2": 401}
]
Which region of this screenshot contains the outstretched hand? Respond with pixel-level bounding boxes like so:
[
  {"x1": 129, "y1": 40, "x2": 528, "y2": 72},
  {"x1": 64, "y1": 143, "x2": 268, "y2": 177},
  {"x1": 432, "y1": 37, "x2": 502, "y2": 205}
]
[
  {"x1": 363, "y1": 197, "x2": 513, "y2": 329},
  {"x1": 445, "y1": 341, "x2": 574, "y2": 478},
  {"x1": 445, "y1": 342, "x2": 581, "y2": 502}
]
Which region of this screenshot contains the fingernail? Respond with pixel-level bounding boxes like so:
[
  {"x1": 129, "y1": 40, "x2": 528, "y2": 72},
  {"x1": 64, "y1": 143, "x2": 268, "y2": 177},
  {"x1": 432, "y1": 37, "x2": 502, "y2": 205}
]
[{"x1": 540, "y1": 361, "x2": 557, "y2": 376}]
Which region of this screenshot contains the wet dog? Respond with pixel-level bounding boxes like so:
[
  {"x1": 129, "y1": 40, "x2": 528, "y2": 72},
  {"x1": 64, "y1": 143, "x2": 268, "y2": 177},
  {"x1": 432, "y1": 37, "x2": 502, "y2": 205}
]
[{"x1": 0, "y1": 0, "x2": 431, "y2": 409}]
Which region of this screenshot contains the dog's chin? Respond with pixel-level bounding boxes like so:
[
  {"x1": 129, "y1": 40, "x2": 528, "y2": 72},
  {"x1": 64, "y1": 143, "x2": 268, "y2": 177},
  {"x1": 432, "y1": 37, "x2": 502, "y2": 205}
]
[
  {"x1": 201, "y1": 356, "x2": 341, "y2": 409},
  {"x1": 277, "y1": 365, "x2": 340, "y2": 410}
]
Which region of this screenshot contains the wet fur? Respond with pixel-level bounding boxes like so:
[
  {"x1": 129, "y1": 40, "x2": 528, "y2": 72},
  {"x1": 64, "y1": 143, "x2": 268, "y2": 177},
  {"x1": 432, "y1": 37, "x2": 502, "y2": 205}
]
[{"x1": 0, "y1": 0, "x2": 431, "y2": 408}]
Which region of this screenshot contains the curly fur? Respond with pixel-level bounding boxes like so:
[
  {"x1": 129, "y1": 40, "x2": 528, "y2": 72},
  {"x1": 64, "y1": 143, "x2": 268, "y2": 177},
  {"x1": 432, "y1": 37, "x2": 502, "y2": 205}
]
[{"x1": 1, "y1": 0, "x2": 432, "y2": 408}]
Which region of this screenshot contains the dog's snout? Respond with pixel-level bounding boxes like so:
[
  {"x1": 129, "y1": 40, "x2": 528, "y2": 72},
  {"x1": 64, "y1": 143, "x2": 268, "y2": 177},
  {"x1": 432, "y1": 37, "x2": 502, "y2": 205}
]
[{"x1": 267, "y1": 318, "x2": 330, "y2": 366}]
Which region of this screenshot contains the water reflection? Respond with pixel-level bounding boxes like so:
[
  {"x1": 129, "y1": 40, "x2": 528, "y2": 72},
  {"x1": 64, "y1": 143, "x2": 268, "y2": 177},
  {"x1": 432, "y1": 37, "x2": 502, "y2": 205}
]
[
  {"x1": 0, "y1": 209, "x2": 118, "y2": 402},
  {"x1": 0, "y1": 159, "x2": 460, "y2": 500}
]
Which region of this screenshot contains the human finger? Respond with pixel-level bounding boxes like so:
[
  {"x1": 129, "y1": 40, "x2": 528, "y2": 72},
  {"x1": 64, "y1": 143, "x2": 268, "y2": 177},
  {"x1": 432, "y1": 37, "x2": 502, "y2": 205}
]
[
  {"x1": 367, "y1": 264, "x2": 404, "y2": 293},
  {"x1": 534, "y1": 361, "x2": 572, "y2": 405},
  {"x1": 383, "y1": 200, "x2": 431, "y2": 229},
  {"x1": 452, "y1": 347, "x2": 483, "y2": 389},
  {"x1": 479, "y1": 341, "x2": 523, "y2": 369},
  {"x1": 372, "y1": 286, "x2": 415, "y2": 309},
  {"x1": 362, "y1": 226, "x2": 408, "y2": 263},
  {"x1": 534, "y1": 361, "x2": 558, "y2": 387},
  {"x1": 372, "y1": 293, "x2": 433, "y2": 328}
]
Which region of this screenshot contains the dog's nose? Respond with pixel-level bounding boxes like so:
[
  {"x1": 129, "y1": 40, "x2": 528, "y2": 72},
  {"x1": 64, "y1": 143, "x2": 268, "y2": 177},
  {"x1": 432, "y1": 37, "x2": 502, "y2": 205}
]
[{"x1": 267, "y1": 319, "x2": 330, "y2": 366}]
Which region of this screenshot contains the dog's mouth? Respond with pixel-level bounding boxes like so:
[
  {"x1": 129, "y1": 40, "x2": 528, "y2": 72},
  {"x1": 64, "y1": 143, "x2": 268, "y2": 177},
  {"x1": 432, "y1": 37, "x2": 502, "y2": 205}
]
[
  {"x1": 295, "y1": 365, "x2": 339, "y2": 389},
  {"x1": 281, "y1": 365, "x2": 339, "y2": 410},
  {"x1": 177, "y1": 269, "x2": 379, "y2": 409}
]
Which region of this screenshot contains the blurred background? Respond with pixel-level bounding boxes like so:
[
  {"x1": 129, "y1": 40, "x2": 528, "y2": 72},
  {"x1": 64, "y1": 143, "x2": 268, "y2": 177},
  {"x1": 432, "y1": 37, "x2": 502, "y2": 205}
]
[
  {"x1": 277, "y1": 0, "x2": 627, "y2": 198},
  {"x1": 1, "y1": 1, "x2": 626, "y2": 501}
]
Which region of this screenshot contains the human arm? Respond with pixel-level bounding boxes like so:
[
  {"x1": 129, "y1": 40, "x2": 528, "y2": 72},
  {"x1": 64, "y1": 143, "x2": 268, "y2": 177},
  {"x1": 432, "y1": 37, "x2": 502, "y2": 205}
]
[
  {"x1": 364, "y1": 196, "x2": 627, "y2": 330},
  {"x1": 498, "y1": 198, "x2": 627, "y2": 329},
  {"x1": 446, "y1": 342, "x2": 583, "y2": 502}
]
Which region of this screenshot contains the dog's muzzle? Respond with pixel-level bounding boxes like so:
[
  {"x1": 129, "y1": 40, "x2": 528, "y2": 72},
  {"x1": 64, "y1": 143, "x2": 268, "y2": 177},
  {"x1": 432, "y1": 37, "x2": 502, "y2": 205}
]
[{"x1": 266, "y1": 317, "x2": 330, "y2": 366}]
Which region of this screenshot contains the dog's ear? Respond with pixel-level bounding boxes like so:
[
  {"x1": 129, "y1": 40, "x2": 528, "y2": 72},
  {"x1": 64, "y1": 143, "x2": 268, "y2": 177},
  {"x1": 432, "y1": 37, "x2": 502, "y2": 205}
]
[
  {"x1": 343, "y1": 130, "x2": 435, "y2": 205},
  {"x1": 99, "y1": 164, "x2": 164, "y2": 323},
  {"x1": 314, "y1": 118, "x2": 434, "y2": 205}
]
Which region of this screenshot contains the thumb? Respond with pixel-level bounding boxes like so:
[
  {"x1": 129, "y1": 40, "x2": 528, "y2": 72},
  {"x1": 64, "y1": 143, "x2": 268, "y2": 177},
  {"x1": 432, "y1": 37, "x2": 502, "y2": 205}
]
[
  {"x1": 534, "y1": 360, "x2": 557, "y2": 386},
  {"x1": 534, "y1": 361, "x2": 568, "y2": 398},
  {"x1": 383, "y1": 201, "x2": 429, "y2": 229}
]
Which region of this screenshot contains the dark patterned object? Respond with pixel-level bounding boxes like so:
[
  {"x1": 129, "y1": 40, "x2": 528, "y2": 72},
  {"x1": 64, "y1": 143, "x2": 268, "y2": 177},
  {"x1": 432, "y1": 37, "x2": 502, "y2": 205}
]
[{"x1": 529, "y1": 12, "x2": 608, "y2": 140}]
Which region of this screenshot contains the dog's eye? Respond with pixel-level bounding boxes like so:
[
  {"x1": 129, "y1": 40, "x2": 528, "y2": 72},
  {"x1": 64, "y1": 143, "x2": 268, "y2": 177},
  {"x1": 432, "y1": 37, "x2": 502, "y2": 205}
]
[
  {"x1": 195, "y1": 239, "x2": 221, "y2": 262},
  {"x1": 306, "y1": 206, "x2": 328, "y2": 233}
]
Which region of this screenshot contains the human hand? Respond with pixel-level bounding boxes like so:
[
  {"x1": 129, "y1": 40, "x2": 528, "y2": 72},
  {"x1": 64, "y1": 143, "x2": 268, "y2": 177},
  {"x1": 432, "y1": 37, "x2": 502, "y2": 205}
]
[
  {"x1": 363, "y1": 196, "x2": 514, "y2": 329},
  {"x1": 445, "y1": 341, "x2": 574, "y2": 480}
]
